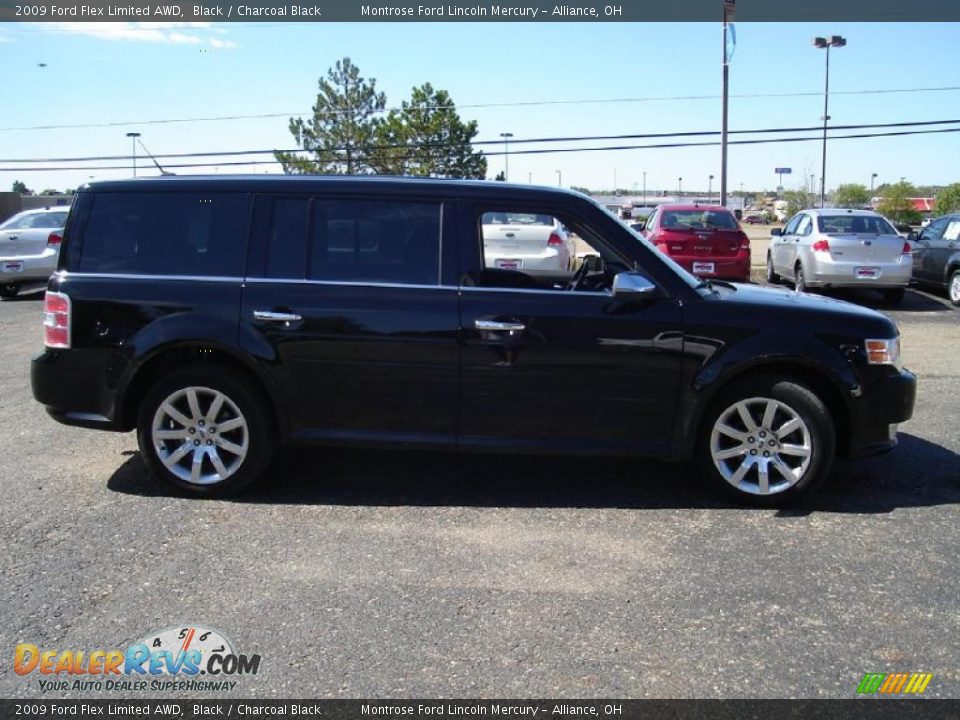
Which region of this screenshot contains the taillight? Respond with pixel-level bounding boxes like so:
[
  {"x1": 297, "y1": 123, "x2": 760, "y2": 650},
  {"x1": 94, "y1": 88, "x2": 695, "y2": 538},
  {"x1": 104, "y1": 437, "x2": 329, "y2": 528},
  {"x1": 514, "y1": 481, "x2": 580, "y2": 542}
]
[
  {"x1": 812, "y1": 239, "x2": 831, "y2": 253},
  {"x1": 547, "y1": 232, "x2": 564, "y2": 247},
  {"x1": 43, "y1": 291, "x2": 70, "y2": 349},
  {"x1": 902, "y1": 242, "x2": 912, "y2": 255},
  {"x1": 47, "y1": 232, "x2": 62, "y2": 248},
  {"x1": 738, "y1": 232, "x2": 750, "y2": 251}
]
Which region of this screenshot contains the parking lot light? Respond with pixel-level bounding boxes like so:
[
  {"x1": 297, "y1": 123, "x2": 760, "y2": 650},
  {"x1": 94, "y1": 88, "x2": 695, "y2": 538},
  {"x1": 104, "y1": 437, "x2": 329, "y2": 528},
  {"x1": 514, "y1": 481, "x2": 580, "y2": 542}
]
[
  {"x1": 812, "y1": 35, "x2": 846, "y2": 208},
  {"x1": 500, "y1": 132, "x2": 513, "y2": 181},
  {"x1": 126, "y1": 132, "x2": 141, "y2": 178}
]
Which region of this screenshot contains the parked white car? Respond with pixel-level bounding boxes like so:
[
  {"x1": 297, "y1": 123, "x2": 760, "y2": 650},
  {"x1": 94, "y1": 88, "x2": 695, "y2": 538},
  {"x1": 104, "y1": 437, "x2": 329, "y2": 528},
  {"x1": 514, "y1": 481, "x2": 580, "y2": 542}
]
[
  {"x1": 766, "y1": 208, "x2": 912, "y2": 304},
  {"x1": 481, "y1": 212, "x2": 574, "y2": 274},
  {"x1": 0, "y1": 207, "x2": 70, "y2": 298}
]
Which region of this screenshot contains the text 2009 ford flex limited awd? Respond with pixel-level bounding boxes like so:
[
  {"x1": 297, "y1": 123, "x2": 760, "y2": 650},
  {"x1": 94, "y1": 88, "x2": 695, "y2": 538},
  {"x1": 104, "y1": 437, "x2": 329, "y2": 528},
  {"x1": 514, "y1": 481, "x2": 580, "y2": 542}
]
[{"x1": 31, "y1": 177, "x2": 916, "y2": 506}]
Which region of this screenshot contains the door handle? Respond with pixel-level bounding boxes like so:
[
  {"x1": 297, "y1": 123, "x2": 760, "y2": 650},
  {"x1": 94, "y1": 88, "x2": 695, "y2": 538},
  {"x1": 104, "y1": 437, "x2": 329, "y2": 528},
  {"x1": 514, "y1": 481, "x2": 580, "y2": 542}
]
[
  {"x1": 253, "y1": 310, "x2": 302, "y2": 323},
  {"x1": 8, "y1": 236, "x2": 17, "y2": 241},
  {"x1": 475, "y1": 319, "x2": 525, "y2": 332}
]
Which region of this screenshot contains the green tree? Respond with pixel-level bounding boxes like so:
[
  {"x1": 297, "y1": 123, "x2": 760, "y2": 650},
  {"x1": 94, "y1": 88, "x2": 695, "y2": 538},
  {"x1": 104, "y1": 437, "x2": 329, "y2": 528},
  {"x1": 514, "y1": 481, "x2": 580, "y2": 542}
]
[
  {"x1": 275, "y1": 58, "x2": 386, "y2": 175},
  {"x1": 878, "y1": 181, "x2": 921, "y2": 224},
  {"x1": 371, "y1": 83, "x2": 486, "y2": 179},
  {"x1": 783, "y1": 189, "x2": 812, "y2": 217},
  {"x1": 934, "y1": 183, "x2": 960, "y2": 215},
  {"x1": 11, "y1": 180, "x2": 32, "y2": 195},
  {"x1": 833, "y1": 183, "x2": 870, "y2": 208}
]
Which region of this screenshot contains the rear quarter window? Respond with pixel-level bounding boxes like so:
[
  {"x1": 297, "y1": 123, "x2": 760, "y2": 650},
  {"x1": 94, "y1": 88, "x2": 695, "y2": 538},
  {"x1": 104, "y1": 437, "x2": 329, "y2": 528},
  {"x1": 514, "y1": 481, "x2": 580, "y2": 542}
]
[{"x1": 75, "y1": 192, "x2": 250, "y2": 277}]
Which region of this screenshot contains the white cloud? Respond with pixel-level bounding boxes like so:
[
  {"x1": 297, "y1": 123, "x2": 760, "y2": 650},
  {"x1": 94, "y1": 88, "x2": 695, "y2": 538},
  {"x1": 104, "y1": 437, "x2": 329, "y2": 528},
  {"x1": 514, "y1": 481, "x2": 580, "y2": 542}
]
[{"x1": 38, "y1": 22, "x2": 236, "y2": 48}]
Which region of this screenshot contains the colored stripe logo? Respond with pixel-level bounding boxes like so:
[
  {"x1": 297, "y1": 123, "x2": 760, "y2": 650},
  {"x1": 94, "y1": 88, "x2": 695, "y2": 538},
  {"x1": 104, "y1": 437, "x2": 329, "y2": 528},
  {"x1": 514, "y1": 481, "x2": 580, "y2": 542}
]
[{"x1": 857, "y1": 672, "x2": 933, "y2": 694}]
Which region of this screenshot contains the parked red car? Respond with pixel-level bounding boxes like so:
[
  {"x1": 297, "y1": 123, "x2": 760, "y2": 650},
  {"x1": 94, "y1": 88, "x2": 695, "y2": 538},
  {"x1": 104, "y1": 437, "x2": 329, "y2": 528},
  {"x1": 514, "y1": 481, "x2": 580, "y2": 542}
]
[{"x1": 638, "y1": 204, "x2": 750, "y2": 281}]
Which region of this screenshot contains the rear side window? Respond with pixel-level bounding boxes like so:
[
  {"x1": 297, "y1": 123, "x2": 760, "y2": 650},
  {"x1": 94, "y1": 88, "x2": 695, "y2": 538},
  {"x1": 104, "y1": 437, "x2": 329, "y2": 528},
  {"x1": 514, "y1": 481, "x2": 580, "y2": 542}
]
[
  {"x1": 261, "y1": 196, "x2": 441, "y2": 286},
  {"x1": 76, "y1": 192, "x2": 250, "y2": 277}
]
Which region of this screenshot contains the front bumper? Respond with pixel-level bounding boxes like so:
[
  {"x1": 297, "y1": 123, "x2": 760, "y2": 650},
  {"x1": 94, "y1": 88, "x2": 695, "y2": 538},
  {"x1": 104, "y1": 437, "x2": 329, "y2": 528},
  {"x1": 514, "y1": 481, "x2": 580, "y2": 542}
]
[{"x1": 845, "y1": 367, "x2": 917, "y2": 459}]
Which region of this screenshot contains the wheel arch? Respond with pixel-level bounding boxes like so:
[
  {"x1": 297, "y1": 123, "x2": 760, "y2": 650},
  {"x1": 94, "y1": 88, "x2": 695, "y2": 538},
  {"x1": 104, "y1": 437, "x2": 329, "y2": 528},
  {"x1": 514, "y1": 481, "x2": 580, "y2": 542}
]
[
  {"x1": 680, "y1": 358, "x2": 852, "y2": 461},
  {"x1": 118, "y1": 342, "x2": 288, "y2": 442}
]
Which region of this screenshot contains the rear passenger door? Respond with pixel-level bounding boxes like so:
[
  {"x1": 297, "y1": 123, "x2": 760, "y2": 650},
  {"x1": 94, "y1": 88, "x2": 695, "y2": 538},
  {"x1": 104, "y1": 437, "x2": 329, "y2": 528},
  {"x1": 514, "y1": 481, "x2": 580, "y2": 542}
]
[{"x1": 239, "y1": 194, "x2": 460, "y2": 447}]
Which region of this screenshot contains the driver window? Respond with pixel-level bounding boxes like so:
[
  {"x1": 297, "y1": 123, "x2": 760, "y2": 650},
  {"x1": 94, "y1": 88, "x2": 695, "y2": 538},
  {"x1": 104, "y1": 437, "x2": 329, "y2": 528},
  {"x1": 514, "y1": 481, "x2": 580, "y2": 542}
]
[{"x1": 469, "y1": 208, "x2": 620, "y2": 291}]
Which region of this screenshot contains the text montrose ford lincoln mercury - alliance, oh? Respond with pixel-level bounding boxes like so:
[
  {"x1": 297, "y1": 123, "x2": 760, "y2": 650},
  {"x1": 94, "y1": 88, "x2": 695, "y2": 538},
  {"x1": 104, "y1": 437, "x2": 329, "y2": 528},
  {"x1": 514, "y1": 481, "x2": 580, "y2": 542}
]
[{"x1": 31, "y1": 177, "x2": 916, "y2": 506}]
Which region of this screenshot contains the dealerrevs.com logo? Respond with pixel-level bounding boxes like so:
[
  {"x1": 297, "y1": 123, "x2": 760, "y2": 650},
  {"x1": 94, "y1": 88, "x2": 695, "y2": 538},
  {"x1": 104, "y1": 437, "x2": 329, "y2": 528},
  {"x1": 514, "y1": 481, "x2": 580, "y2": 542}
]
[{"x1": 14, "y1": 625, "x2": 261, "y2": 693}]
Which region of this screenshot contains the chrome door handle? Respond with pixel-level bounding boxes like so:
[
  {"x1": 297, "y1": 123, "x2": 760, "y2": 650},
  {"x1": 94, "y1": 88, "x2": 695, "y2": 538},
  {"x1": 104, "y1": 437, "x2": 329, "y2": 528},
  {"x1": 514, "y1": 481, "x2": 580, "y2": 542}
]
[
  {"x1": 253, "y1": 310, "x2": 302, "y2": 323},
  {"x1": 475, "y1": 319, "x2": 525, "y2": 332}
]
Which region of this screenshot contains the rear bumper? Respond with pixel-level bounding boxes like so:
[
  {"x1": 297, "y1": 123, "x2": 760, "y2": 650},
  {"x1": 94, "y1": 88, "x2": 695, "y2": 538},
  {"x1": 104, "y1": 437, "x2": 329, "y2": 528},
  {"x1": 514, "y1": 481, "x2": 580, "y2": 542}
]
[
  {"x1": 31, "y1": 349, "x2": 127, "y2": 432},
  {"x1": 671, "y1": 253, "x2": 750, "y2": 281},
  {"x1": 0, "y1": 252, "x2": 57, "y2": 283},
  {"x1": 485, "y1": 247, "x2": 567, "y2": 272},
  {"x1": 845, "y1": 367, "x2": 917, "y2": 459},
  {"x1": 806, "y1": 255, "x2": 912, "y2": 289}
]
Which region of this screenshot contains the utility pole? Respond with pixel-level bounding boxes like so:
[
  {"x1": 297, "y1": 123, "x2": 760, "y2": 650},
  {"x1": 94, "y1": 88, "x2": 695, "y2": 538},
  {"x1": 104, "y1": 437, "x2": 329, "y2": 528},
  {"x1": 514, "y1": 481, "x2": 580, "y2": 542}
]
[{"x1": 720, "y1": 0, "x2": 735, "y2": 206}]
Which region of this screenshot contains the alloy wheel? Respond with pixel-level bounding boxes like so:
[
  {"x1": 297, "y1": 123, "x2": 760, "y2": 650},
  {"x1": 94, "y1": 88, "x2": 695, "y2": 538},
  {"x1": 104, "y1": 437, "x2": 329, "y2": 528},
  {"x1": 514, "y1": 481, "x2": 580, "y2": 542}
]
[
  {"x1": 710, "y1": 396, "x2": 813, "y2": 496},
  {"x1": 150, "y1": 386, "x2": 249, "y2": 485},
  {"x1": 950, "y1": 272, "x2": 960, "y2": 304}
]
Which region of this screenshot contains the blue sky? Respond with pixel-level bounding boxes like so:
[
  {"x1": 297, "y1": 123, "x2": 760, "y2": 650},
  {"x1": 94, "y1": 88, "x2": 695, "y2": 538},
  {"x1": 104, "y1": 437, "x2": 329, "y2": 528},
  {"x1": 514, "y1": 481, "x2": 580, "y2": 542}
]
[{"x1": 0, "y1": 21, "x2": 958, "y2": 194}]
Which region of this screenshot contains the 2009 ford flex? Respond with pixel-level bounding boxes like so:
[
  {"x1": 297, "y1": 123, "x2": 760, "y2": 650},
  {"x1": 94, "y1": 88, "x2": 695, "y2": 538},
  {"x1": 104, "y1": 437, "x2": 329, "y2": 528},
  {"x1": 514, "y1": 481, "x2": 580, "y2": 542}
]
[{"x1": 31, "y1": 176, "x2": 916, "y2": 505}]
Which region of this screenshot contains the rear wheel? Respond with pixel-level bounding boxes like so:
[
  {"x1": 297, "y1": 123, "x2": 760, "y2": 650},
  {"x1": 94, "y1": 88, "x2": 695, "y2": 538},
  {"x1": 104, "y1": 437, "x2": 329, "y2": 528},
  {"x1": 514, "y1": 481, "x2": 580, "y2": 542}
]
[
  {"x1": 0, "y1": 283, "x2": 19, "y2": 299},
  {"x1": 136, "y1": 365, "x2": 274, "y2": 497},
  {"x1": 794, "y1": 263, "x2": 807, "y2": 293},
  {"x1": 882, "y1": 288, "x2": 905, "y2": 305},
  {"x1": 696, "y1": 375, "x2": 835, "y2": 506},
  {"x1": 766, "y1": 252, "x2": 779, "y2": 284},
  {"x1": 949, "y1": 269, "x2": 960, "y2": 306}
]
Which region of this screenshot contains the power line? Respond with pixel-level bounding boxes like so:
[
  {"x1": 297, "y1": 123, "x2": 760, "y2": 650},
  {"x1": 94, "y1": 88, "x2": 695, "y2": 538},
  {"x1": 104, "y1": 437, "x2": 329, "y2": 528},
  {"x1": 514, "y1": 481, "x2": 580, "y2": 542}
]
[
  {"x1": 1, "y1": 86, "x2": 958, "y2": 133},
  {"x1": 3, "y1": 119, "x2": 958, "y2": 163},
  {"x1": 3, "y1": 126, "x2": 957, "y2": 173}
]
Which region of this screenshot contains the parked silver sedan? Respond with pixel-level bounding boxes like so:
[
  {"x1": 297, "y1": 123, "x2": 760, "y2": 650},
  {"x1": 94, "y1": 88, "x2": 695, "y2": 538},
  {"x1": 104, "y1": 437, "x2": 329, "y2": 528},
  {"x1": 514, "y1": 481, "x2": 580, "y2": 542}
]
[
  {"x1": 481, "y1": 212, "x2": 574, "y2": 274},
  {"x1": 0, "y1": 207, "x2": 70, "y2": 298},
  {"x1": 766, "y1": 208, "x2": 912, "y2": 304}
]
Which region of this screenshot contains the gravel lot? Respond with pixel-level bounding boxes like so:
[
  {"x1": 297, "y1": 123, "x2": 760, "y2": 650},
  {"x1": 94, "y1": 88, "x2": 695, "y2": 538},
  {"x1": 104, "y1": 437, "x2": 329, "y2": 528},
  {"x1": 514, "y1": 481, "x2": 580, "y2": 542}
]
[{"x1": 0, "y1": 284, "x2": 957, "y2": 699}]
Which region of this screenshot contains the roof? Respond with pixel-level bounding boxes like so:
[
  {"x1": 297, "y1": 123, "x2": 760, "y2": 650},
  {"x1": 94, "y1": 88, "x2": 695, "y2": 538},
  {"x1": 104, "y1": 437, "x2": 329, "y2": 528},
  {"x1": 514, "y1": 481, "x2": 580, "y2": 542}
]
[
  {"x1": 652, "y1": 204, "x2": 732, "y2": 212},
  {"x1": 805, "y1": 208, "x2": 883, "y2": 217},
  {"x1": 80, "y1": 174, "x2": 588, "y2": 201}
]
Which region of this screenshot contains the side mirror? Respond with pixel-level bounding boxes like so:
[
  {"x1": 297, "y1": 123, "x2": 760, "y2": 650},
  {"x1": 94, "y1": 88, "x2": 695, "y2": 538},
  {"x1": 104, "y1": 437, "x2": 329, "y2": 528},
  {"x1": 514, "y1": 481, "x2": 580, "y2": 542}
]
[
  {"x1": 907, "y1": 231, "x2": 918, "y2": 242},
  {"x1": 631, "y1": 221, "x2": 646, "y2": 232},
  {"x1": 770, "y1": 228, "x2": 782, "y2": 237},
  {"x1": 612, "y1": 272, "x2": 658, "y2": 301}
]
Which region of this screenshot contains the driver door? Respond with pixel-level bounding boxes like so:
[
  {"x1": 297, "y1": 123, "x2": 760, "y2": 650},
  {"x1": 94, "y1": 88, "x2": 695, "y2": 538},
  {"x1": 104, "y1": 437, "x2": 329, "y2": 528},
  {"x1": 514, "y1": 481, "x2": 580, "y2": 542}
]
[{"x1": 457, "y1": 202, "x2": 684, "y2": 455}]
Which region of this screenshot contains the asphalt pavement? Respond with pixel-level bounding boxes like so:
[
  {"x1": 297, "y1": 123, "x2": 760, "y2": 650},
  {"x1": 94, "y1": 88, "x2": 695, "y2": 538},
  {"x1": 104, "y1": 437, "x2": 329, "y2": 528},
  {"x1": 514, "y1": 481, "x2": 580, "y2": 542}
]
[{"x1": 0, "y1": 285, "x2": 957, "y2": 699}]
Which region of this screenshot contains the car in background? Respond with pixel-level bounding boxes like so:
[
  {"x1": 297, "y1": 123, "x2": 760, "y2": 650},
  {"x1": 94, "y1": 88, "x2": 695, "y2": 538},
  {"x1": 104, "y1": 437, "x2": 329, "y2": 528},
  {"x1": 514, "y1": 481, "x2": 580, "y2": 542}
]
[
  {"x1": 910, "y1": 213, "x2": 960, "y2": 306},
  {"x1": 636, "y1": 204, "x2": 750, "y2": 281},
  {"x1": 481, "y1": 211, "x2": 574, "y2": 273},
  {"x1": 743, "y1": 215, "x2": 766, "y2": 225},
  {"x1": 920, "y1": 217, "x2": 933, "y2": 228},
  {"x1": 767, "y1": 208, "x2": 912, "y2": 304},
  {"x1": 0, "y1": 207, "x2": 70, "y2": 298}
]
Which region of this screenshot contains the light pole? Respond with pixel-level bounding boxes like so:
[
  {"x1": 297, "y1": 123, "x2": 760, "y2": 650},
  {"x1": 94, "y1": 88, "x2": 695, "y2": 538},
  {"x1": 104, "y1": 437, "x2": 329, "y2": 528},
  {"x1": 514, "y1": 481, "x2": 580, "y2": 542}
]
[
  {"x1": 870, "y1": 172, "x2": 878, "y2": 194},
  {"x1": 678, "y1": 177, "x2": 683, "y2": 200},
  {"x1": 708, "y1": 174, "x2": 714, "y2": 202},
  {"x1": 556, "y1": 170, "x2": 562, "y2": 187},
  {"x1": 126, "y1": 132, "x2": 141, "y2": 177},
  {"x1": 812, "y1": 35, "x2": 846, "y2": 208},
  {"x1": 499, "y1": 132, "x2": 513, "y2": 181},
  {"x1": 642, "y1": 171, "x2": 647, "y2": 206}
]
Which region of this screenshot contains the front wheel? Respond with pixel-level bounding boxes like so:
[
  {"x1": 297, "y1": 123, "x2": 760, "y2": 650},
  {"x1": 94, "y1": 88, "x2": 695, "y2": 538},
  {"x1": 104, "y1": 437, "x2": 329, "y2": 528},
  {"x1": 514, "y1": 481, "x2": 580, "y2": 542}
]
[
  {"x1": 0, "y1": 283, "x2": 19, "y2": 299},
  {"x1": 696, "y1": 376, "x2": 836, "y2": 506},
  {"x1": 137, "y1": 365, "x2": 274, "y2": 497},
  {"x1": 949, "y1": 269, "x2": 960, "y2": 306}
]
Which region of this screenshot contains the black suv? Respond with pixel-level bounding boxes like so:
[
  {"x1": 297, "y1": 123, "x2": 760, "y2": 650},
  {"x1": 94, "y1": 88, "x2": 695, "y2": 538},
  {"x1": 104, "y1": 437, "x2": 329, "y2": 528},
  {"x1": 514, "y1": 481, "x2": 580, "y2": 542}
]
[{"x1": 31, "y1": 176, "x2": 916, "y2": 505}]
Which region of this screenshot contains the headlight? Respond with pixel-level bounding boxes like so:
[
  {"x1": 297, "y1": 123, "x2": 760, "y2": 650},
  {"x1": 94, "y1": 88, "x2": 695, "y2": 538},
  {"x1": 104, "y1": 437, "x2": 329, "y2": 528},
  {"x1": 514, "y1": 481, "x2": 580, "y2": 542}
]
[{"x1": 864, "y1": 337, "x2": 901, "y2": 366}]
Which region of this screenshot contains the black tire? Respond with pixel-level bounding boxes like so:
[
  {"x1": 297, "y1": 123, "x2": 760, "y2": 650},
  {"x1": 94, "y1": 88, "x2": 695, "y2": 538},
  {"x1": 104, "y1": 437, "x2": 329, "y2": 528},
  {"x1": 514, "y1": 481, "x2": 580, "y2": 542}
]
[
  {"x1": 765, "y1": 252, "x2": 779, "y2": 285},
  {"x1": 136, "y1": 364, "x2": 274, "y2": 497},
  {"x1": 794, "y1": 263, "x2": 807, "y2": 293},
  {"x1": 882, "y1": 288, "x2": 905, "y2": 305},
  {"x1": 0, "y1": 283, "x2": 19, "y2": 299},
  {"x1": 948, "y1": 269, "x2": 960, "y2": 307},
  {"x1": 695, "y1": 374, "x2": 836, "y2": 507}
]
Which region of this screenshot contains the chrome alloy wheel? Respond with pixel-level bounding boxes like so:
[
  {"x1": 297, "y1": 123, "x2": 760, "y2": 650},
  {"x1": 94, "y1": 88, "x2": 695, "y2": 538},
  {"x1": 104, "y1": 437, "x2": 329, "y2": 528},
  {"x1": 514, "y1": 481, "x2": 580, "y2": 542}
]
[
  {"x1": 950, "y1": 273, "x2": 960, "y2": 304},
  {"x1": 709, "y1": 396, "x2": 813, "y2": 496},
  {"x1": 151, "y1": 386, "x2": 249, "y2": 485}
]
